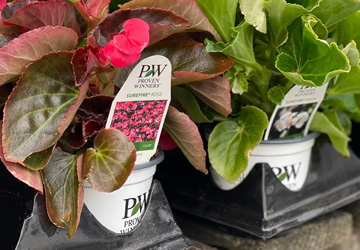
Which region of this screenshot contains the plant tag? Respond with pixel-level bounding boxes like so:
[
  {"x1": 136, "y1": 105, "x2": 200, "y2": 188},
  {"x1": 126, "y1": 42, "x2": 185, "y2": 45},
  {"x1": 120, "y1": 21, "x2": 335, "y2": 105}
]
[
  {"x1": 106, "y1": 55, "x2": 171, "y2": 164},
  {"x1": 264, "y1": 83, "x2": 328, "y2": 140}
]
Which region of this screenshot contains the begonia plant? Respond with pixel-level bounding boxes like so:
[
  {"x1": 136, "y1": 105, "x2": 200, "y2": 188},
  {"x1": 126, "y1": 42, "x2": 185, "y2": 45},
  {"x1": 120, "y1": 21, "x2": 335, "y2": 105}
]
[
  {"x1": 188, "y1": 0, "x2": 360, "y2": 183},
  {"x1": 0, "y1": 0, "x2": 234, "y2": 236}
]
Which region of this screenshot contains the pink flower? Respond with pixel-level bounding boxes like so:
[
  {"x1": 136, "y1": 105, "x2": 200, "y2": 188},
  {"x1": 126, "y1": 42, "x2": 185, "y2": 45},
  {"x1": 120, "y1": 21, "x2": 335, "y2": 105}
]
[
  {"x1": 104, "y1": 18, "x2": 150, "y2": 68},
  {"x1": 0, "y1": 0, "x2": 6, "y2": 11}
]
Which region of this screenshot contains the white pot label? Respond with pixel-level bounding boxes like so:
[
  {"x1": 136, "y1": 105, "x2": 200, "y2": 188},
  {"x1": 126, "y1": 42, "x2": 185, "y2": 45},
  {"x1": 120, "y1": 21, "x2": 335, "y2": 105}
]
[
  {"x1": 106, "y1": 55, "x2": 171, "y2": 164},
  {"x1": 264, "y1": 83, "x2": 328, "y2": 140}
]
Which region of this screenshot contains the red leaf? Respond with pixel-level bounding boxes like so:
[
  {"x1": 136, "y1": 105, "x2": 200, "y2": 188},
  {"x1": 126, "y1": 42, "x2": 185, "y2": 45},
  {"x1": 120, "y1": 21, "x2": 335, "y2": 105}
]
[
  {"x1": 82, "y1": 119, "x2": 104, "y2": 138},
  {"x1": 120, "y1": 0, "x2": 221, "y2": 41},
  {"x1": 164, "y1": 106, "x2": 207, "y2": 173},
  {"x1": 185, "y1": 77, "x2": 232, "y2": 117},
  {"x1": 0, "y1": 26, "x2": 78, "y2": 85},
  {"x1": 0, "y1": 122, "x2": 43, "y2": 194},
  {"x1": 67, "y1": 122, "x2": 87, "y2": 149},
  {"x1": 2, "y1": 1, "x2": 68, "y2": 29},
  {"x1": 77, "y1": 95, "x2": 114, "y2": 121},
  {"x1": 87, "y1": 0, "x2": 110, "y2": 20},
  {"x1": 115, "y1": 39, "x2": 234, "y2": 86},
  {"x1": 72, "y1": 45, "x2": 101, "y2": 86},
  {"x1": 92, "y1": 8, "x2": 188, "y2": 47}
]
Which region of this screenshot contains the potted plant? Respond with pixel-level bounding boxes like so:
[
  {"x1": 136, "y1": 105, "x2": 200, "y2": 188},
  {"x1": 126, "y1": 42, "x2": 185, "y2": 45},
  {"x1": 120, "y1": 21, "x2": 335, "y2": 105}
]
[
  {"x1": 171, "y1": 0, "x2": 360, "y2": 190},
  {"x1": 0, "y1": 0, "x2": 234, "y2": 238}
]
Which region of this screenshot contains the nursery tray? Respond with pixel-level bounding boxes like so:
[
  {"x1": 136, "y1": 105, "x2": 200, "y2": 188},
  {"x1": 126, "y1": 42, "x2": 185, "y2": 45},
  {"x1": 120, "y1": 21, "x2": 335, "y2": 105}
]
[
  {"x1": 13, "y1": 180, "x2": 190, "y2": 250},
  {"x1": 155, "y1": 140, "x2": 360, "y2": 239}
]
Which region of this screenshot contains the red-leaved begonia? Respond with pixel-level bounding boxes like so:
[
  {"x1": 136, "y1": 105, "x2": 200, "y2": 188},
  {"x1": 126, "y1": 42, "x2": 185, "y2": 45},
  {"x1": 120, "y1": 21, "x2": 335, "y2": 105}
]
[{"x1": 104, "y1": 18, "x2": 149, "y2": 68}]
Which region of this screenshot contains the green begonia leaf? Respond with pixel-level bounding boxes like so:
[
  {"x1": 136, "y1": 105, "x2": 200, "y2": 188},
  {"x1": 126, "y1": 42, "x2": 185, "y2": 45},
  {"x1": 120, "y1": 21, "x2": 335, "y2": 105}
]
[
  {"x1": 41, "y1": 148, "x2": 83, "y2": 238},
  {"x1": 264, "y1": 0, "x2": 320, "y2": 46},
  {"x1": 310, "y1": 111, "x2": 350, "y2": 156},
  {"x1": 334, "y1": 11, "x2": 360, "y2": 49},
  {"x1": 205, "y1": 22, "x2": 260, "y2": 69},
  {"x1": 239, "y1": 0, "x2": 267, "y2": 33},
  {"x1": 276, "y1": 15, "x2": 350, "y2": 87},
  {"x1": 327, "y1": 66, "x2": 360, "y2": 95},
  {"x1": 268, "y1": 86, "x2": 285, "y2": 105},
  {"x1": 164, "y1": 106, "x2": 207, "y2": 173},
  {"x1": 341, "y1": 42, "x2": 360, "y2": 67},
  {"x1": 2, "y1": 52, "x2": 89, "y2": 165},
  {"x1": 196, "y1": 0, "x2": 238, "y2": 42},
  {"x1": 208, "y1": 106, "x2": 268, "y2": 183},
  {"x1": 323, "y1": 94, "x2": 359, "y2": 113},
  {"x1": 311, "y1": 0, "x2": 360, "y2": 29},
  {"x1": 172, "y1": 86, "x2": 213, "y2": 123},
  {"x1": 84, "y1": 129, "x2": 136, "y2": 192}
]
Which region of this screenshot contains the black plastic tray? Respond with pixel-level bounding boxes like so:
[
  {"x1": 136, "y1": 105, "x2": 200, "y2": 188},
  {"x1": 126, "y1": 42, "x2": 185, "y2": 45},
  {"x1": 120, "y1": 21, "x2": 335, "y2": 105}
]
[{"x1": 156, "y1": 138, "x2": 360, "y2": 239}]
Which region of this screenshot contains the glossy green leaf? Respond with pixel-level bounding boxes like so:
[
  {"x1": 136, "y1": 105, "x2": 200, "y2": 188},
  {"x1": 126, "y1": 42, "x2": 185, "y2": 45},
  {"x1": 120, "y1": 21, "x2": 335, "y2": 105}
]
[
  {"x1": 3, "y1": 52, "x2": 89, "y2": 164},
  {"x1": 41, "y1": 148, "x2": 83, "y2": 238},
  {"x1": 164, "y1": 106, "x2": 207, "y2": 173},
  {"x1": 239, "y1": 0, "x2": 267, "y2": 33},
  {"x1": 268, "y1": 86, "x2": 285, "y2": 105},
  {"x1": 276, "y1": 15, "x2": 350, "y2": 87},
  {"x1": 22, "y1": 146, "x2": 55, "y2": 170},
  {"x1": 121, "y1": 0, "x2": 222, "y2": 41},
  {"x1": 327, "y1": 66, "x2": 360, "y2": 95},
  {"x1": 205, "y1": 22, "x2": 260, "y2": 70},
  {"x1": 196, "y1": 0, "x2": 238, "y2": 42},
  {"x1": 84, "y1": 129, "x2": 136, "y2": 192},
  {"x1": 311, "y1": 0, "x2": 360, "y2": 28},
  {"x1": 264, "y1": 0, "x2": 320, "y2": 46},
  {"x1": 172, "y1": 86, "x2": 213, "y2": 123},
  {"x1": 208, "y1": 106, "x2": 268, "y2": 183},
  {"x1": 341, "y1": 41, "x2": 359, "y2": 67},
  {"x1": 310, "y1": 111, "x2": 350, "y2": 156},
  {"x1": 0, "y1": 26, "x2": 78, "y2": 85},
  {"x1": 334, "y1": 11, "x2": 360, "y2": 49},
  {"x1": 323, "y1": 94, "x2": 359, "y2": 113}
]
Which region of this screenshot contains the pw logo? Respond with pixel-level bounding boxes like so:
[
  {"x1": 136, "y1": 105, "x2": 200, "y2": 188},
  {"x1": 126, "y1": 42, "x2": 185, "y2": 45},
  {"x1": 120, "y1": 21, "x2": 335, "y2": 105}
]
[
  {"x1": 123, "y1": 191, "x2": 150, "y2": 219},
  {"x1": 272, "y1": 162, "x2": 302, "y2": 182},
  {"x1": 139, "y1": 64, "x2": 168, "y2": 78}
]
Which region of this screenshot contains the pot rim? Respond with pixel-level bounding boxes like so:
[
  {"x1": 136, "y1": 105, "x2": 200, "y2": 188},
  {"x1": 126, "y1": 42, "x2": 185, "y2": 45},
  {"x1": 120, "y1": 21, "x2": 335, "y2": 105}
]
[
  {"x1": 134, "y1": 150, "x2": 164, "y2": 170},
  {"x1": 260, "y1": 132, "x2": 320, "y2": 145}
]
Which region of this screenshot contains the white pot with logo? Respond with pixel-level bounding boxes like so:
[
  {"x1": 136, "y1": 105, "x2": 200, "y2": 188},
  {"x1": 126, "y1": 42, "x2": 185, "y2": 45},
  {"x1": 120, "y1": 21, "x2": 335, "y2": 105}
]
[
  {"x1": 211, "y1": 133, "x2": 318, "y2": 191},
  {"x1": 83, "y1": 150, "x2": 164, "y2": 234}
]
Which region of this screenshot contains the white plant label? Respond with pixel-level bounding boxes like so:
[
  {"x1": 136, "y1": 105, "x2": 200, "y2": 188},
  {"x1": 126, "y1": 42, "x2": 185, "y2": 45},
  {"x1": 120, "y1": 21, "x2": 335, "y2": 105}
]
[
  {"x1": 262, "y1": 83, "x2": 327, "y2": 191},
  {"x1": 264, "y1": 83, "x2": 328, "y2": 141},
  {"x1": 106, "y1": 55, "x2": 171, "y2": 164}
]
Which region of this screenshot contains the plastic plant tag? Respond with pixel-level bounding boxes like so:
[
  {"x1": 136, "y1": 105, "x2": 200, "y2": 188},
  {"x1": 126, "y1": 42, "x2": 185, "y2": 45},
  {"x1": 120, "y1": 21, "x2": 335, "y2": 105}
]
[
  {"x1": 264, "y1": 83, "x2": 328, "y2": 141},
  {"x1": 106, "y1": 55, "x2": 171, "y2": 164}
]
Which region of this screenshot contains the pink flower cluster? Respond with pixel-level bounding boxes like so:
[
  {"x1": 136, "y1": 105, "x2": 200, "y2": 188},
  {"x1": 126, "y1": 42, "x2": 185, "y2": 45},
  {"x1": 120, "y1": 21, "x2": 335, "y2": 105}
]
[
  {"x1": 103, "y1": 18, "x2": 150, "y2": 68},
  {"x1": 111, "y1": 100, "x2": 167, "y2": 142}
]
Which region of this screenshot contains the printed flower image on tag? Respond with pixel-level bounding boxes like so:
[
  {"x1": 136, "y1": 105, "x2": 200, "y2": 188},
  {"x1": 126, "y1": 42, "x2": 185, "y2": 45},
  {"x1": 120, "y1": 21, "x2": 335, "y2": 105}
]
[
  {"x1": 267, "y1": 103, "x2": 317, "y2": 140},
  {"x1": 110, "y1": 100, "x2": 167, "y2": 151}
]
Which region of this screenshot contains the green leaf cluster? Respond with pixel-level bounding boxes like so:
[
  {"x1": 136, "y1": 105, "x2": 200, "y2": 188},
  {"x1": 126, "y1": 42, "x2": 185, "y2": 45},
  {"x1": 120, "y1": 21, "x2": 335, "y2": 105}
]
[{"x1": 197, "y1": 0, "x2": 360, "y2": 182}]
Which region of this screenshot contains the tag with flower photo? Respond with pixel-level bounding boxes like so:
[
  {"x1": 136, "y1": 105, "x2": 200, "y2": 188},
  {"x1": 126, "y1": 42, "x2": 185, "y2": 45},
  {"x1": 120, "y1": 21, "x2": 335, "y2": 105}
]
[
  {"x1": 106, "y1": 55, "x2": 171, "y2": 164},
  {"x1": 264, "y1": 83, "x2": 328, "y2": 140}
]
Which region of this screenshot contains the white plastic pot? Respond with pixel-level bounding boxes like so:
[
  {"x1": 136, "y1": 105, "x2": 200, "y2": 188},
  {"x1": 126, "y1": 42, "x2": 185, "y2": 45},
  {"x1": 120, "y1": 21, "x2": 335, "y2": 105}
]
[
  {"x1": 83, "y1": 150, "x2": 164, "y2": 234},
  {"x1": 211, "y1": 133, "x2": 318, "y2": 191}
]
